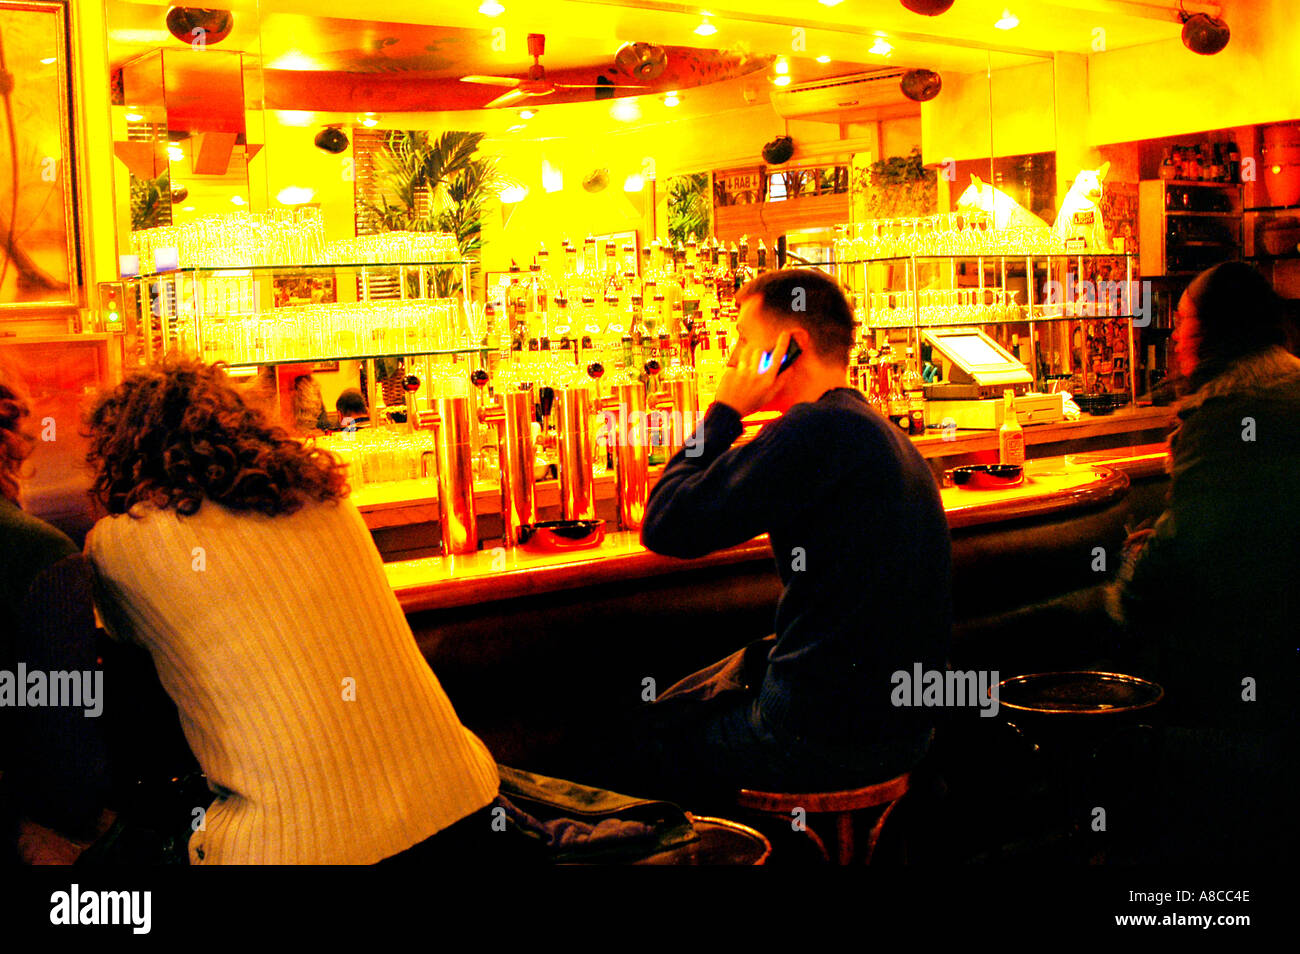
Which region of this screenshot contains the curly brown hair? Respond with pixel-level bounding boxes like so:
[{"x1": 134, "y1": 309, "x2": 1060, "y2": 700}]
[
  {"x1": 85, "y1": 358, "x2": 348, "y2": 517},
  {"x1": 0, "y1": 357, "x2": 36, "y2": 504}
]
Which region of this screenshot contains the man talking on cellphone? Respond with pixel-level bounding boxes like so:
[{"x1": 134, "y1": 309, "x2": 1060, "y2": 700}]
[{"x1": 602, "y1": 268, "x2": 953, "y2": 806}]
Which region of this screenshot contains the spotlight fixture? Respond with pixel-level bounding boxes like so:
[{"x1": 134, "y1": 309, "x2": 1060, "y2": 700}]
[
  {"x1": 662, "y1": 91, "x2": 680, "y2": 107},
  {"x1": 165, "y1": 7, "x2": 235, "y2": 46},
  {"x1": 277, "y1": 185, "x2": 316, "y2": 205},
  {"x1": 582, "y1": 169, "x2": 609, "y2": 193},
  {"x1": 170, "y1": 183, "x2": 189, "y2": 204},
  {"x1": 230, "y1": 195, "x2": 246, "y2": 206},
  {"x1": 819, "y1": 0, "x2": 845, "y2": 6},
  {"x1": 614, "y1": 42, "x2": 668, "y2": 81},
  {"x1": 694, "y1": 16, "x2": 718, "y2": 37},
  {"x1": 624, "y1": 173, "x2": 645, "y2": 192},
  {"x1": 900, "y1": 69, "x2": 943, "y2": 102},
  {"x1": 519, "y1": 109, "x2": 537, "y2": 120},
  {"x1": 995, "y1": 9, "x2": 1019, "y2": 30},
  {"x1": 900, "y1": 0, "x2": 955, "y2": 14},
  {"x1": 772, "y1": 75, "x2": 791, "y2": 87},
  {"x1": 478, "y1": 0, "x2": 505, "y2": 15},
  {"x1": 39, "y1": 56, "x2": 56, "y2": 65},
  {"x1": 774, "y1": 58, "x2": 790, "y2": 75},
  {"x1": 124, "y1": 111, "x2": 145, "y2": 122},
  {"x1": 1181, "y1": 11, "x2": 1230, "y2": 55},
  {"x1": 356, "y1": 113, "x2": 379, "y2": 128},
  {"x1": 166, "y1": 144, "x2": 185, "y2": 162},
  {"x1": 869, "y1": 37, "x2": 894, "y2": 57},
  {"x1": 610, "y1": 99, "x2": 642, "y2": 122},
  {"x1": 815, "y1": 54, "x2": 831, "y2": 64},
  {"x1": 314, "y1": 126, "x2": 349, "y2": 154}
]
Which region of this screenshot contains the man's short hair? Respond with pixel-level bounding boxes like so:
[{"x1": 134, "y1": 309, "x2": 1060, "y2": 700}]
[
  {"x1": 735, "y1": 268, "x2": 855, "y2": 365},
  {"x1": 336, "y1": 388, "x2": 368, "y2": 417}
]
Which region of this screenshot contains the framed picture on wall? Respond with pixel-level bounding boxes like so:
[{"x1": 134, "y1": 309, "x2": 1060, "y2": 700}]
[{"x1": 0, "y1": 1, "x2": 78, "y2": 313}]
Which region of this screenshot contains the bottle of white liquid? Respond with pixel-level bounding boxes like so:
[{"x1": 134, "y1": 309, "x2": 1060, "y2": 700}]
[{"x1": 998, "y1": 389, "x2": 1025, "y2": 465}]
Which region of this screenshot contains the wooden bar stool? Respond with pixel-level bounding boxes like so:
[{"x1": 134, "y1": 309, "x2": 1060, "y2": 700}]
[{"x1": 737, "y1": 772, "x2": 912, "y2": 865}]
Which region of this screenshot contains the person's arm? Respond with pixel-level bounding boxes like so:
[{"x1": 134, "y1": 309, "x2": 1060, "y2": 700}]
[{"x1": 641, "y1": 403, "x2": 811, "y2": 559}]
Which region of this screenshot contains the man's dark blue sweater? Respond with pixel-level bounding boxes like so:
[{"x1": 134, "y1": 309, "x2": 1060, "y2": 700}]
[{"x1": 642, "y1": 388, "x2": 953, "y2": 767}]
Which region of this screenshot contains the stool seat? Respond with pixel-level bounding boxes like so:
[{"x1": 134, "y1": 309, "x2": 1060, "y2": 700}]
[
  {"x1": 737, "y1": 772, "x2": 912, "y2": 864},
  {"x1": 631, "y1": 815, "x2": 771, "y2": 865}
]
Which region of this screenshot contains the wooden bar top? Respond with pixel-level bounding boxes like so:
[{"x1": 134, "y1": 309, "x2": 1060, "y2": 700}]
[{"x1": 385, "y1": 456, "x2": 1135, "y2": 614}]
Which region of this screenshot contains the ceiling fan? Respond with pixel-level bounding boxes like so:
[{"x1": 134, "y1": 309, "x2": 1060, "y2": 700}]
[{"x1": 460, "y1": 33, "x2": 647, "y2": 109}]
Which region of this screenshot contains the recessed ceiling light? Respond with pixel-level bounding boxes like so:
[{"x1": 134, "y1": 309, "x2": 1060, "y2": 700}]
[
  {"x1": 230, "y1": 196, "x2": 247, "y2": 206},
  {"x1": 167, "y1": 144, "x2": 185, "y2": 162},
  {"x1": 869, "y1": 37, "x2": 894, "y2": 57},
  {"x1": 818, "y1": 0, "x2": 844, "y2": 6},
  {"x1": 663, "y1": 91, "x2": 680, "y2": 107},
  {"x1": 694, "y1": 16, "x2": 718, "y2": 37},
  {"x1": 357, "y1": 113, "x2": 379, "y2": 128},
  {"x1": 478, "y1": 0, "x2": 505, "y2": 16},
  {"x1": 507, "y1": 124, "x2": 526, "y2": 131},
  {"x1": 815, "y1": 54, "x2": 831, "y2": 64},
  {"x1": 278, "y1": 110, "x2": 315, "y2": 127},
  {"x1": 772, "y1": 75, "x2": 792, "y2": 87},
  {"x1": 995, "y1": 9, "x2": 1020, "y2": 30},
  {"x1": 124, "y1": 111, "x2": 144, "y2": 122},
  {"x1": 624, "y1": 174, "x2": 645, "y2": 192},
  {"x1": 40, "y1": 56, "x2": 56, "y2": 65},
  {"x1": 182, "y1": 206, "x2": 195, "y2": 212},
  {"x1": 277, "y1": 186, "x2": 315, "y2": 205},
  {"x1": 519, "y1": 108, "x2": 537, "y2": 120},
  {"x1": 611, "y1": 99, "x2": 642, "y2": 122},
  {"x1": 774, "y1": 58, "x2": 790, "y2": 75}
]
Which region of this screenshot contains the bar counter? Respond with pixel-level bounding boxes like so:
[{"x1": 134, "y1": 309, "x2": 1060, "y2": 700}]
[{"x1": 385, "y1": 456, "x2": 1136, "y2": 614}]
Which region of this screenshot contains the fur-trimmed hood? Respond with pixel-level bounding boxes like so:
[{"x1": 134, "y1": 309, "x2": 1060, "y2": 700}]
[{"x1": 1179, "y1": 346, "x2": 1300, "y2": 416}]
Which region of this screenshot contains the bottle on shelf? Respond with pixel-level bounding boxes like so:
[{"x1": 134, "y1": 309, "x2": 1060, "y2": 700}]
[
  {"x1": 998, "y1": 389, "x2": 1025, "y2": 465},
  {"x1": 1159, "y1": 149, "x2": 1176, "y2": 181},
  {"x1": 900, "y1": 347, "x2": 926, "y2": 436}
]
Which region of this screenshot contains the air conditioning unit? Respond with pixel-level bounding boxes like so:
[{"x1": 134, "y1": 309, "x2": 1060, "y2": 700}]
[{"x1": 771, "y1": 70, "x2": 913, "y2": 122}]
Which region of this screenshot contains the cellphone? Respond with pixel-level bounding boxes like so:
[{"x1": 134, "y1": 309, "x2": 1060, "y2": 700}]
[{"x1": 758, "y1": 338, "x2": 803, "y2": 375}]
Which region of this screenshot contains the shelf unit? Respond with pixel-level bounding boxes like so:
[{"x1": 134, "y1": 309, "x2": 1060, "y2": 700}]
[
  {"x1": 830, "y1": 250, "x2": 1139, "y2": 403},
  {"x1": 1138, "y1": 180, "x2": 1242, "y2": 278},
  {"x1": 120, "y1": 258, "x2": 484, "y2": 415}
]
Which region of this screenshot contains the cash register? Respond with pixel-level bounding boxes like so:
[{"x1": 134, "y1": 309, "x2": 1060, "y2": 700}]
[{"x1": 921, "y1": 327, "x2": 1064, "y2": 430}]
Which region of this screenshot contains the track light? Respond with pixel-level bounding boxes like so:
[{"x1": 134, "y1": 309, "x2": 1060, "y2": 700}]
[
  {"x1": 314, "y1": 126, "x2": 349, "y2": 154},
  {"x1": 1181, "y1": 12, "x2": 1230, "y2": 55}
]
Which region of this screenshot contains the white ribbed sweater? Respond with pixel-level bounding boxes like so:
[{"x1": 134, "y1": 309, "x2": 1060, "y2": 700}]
[{"x1": 85, "y1": 497, "x2": 498, "y2": 864}]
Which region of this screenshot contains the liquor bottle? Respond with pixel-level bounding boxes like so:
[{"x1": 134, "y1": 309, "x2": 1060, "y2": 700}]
[
  {"x1": 527, "y1": 259, "x2": 551, "y2": 340},
  {"x1": 581, "y1": 234, "x2": 599, "y2": 299},
  {"x1": 552, "y1": 294, "x2": 571, "y2": 340},
  {"x1": 1227, "y1": 141, "x2": 1241, "y2": 183},
  {"x1": 681, "y1": 264, "x2": 701, "y2": 326},
  {"x1": 695, "y1": 315, "x2": 724, "y2": 406},
  {"x1": 998, "y1": 389, "x2": 1025, "y2": 465},
  {"x1": 640, "y1": 244, "x2": 653, "y2": 295},
  {"x1": 756, "y1": 240, "x2": 769, "y2": 276},
  {"x1": 884, "y1": 351, "x2": 912, "y2": 434},
  {"x1": 1159, "y1": 149, "x2": 1176, "y2": 181},
  {"x1": 900, "y1": 347, "x2": 926, "y2": 436}
]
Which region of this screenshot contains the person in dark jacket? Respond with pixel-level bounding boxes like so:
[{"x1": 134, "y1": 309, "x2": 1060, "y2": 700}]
[
  {"x1": 583, "y1": 269, "x2": 953, "y2": 807},
  {"x1": 1109, "y1": 262, "x2": 1299, "y2": 862},
  {"x1": 0, "y1": 360, "x2": 111, "y2": 864}
]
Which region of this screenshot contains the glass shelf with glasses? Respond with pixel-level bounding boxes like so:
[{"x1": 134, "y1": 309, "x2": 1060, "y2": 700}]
[
  {"x1": 217, "y1": 346, "x2": 492, "y2": 371},
  {"x1": 837, "y1": 251, "x2": 1135, "y2": 265}
]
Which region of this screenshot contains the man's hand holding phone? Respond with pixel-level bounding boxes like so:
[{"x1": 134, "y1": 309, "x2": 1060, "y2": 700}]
[{"x1": 714, "y1": 330, "x2": 794, "y2": 418}]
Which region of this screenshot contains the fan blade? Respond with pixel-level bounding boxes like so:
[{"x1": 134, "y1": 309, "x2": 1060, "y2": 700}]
[
  {"x1": 459, "y1": 75, "x2": 521, "y2": 87},
  {"x1": 484, "y1": 88, "x2": 535, "y2": 109},
  {"x1": 552, "y1": 83, "x2": 650, "y2": 90}
]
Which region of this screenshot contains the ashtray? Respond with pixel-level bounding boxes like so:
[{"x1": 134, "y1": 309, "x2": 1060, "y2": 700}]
[
  {"x1": 947, "y1": 463, "x2": 1024, "y2": 489},
  {"x1": 518, "y1": 519, "x2": 606, "y2": 552}
]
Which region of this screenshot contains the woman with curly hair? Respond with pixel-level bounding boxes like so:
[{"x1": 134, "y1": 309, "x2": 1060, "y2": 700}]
[
  {"x1": 83, "y1": 359, "x2": 516, "y2": 864},
  {"x1": 0, "y1": 358, "x2": 110, "y2": 863}
]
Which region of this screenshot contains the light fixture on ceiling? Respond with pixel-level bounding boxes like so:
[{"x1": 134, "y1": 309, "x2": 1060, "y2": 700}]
[
  {"x1": 694, "y1": 15, "x2": 718, "y2": 37},
  {"x1": 166, "y1": 144, "x2": 185, "y2": 162},
  {"x1": 230, "y1": 195, "x2": 247, "y2": 206},
  {"x1": 611, "y1": 99, "x2": 642, "y2": 122},
  {"x1": 995, "y1": 9, "x2": 1019, "y2": 30},
  {"x1": 582, "y1": 169, "x2": 610, "y2": 193},
  {"x1": 624, "y1": 173, "x2": 645, "y2": 192},
  {"x1": 498, "y1": 183, "x2": 530, "y2": 203},
  {"x1": 519, "y1": 108, "x2": 537, "y2": 120},
  {"x1": 165, "y1": 7, "x2": 235, "y2": 45},
  {"x1": 170, "y1": 183, "x2": 189, "y2": 204},
  {"x1": 819, "y1": 0, "x2": 844, "y2": 6},
  {"x1": 900, "y1": 0, "x2": 955, "y2": 14},
  {"x1": 774, "y1": 58, "x2": 790, "y2": 75},
  {"x1": 900, "y1": 69, "x2": 943, "y2": 102},
  {"x1": 124, "y1": 111, "x2": 145, "y2": 122},
  {"x1": 869, "y1": 37, "x2": 894, "y2": 57},
  {"x1": 815, "y1": 54, "x2": 831, "y2": 64},
  {"x1": 614, "y1": 42, "x2": 668, "y2": 80},
  {"x1": 1180, "y1": 10, "x2": 1230, "y2": 55},
  {"x1": 314, "y1": 126, "x2": 349, "y2": 154},
  {"x1": 182, "y1": 206, "x2": 196, "y2": 212},
  {"x1": 507, "y1": 124, "x2": 526, "y2": 132},
  {"x1": 663, "y1": 90, "x2": 680, "y2": 107},
  {"x1": 278, "y1": 110, "x2": 315, "y2": 127},
  {"x1": 277, "y1": 185, "x2": 316, "y2": 205},
  {"x1": 772, "y1": 75, "x2": 792, "y2": 87},
  {"x1": 357, "y1": 113, "x2": 379, "y2": 128},
  {"x1": 40, "y1": 56, "x2": 56, "y2": 65},
  {"x1": 478, "y1": 0, "x2": 505, "y2": 16}
]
